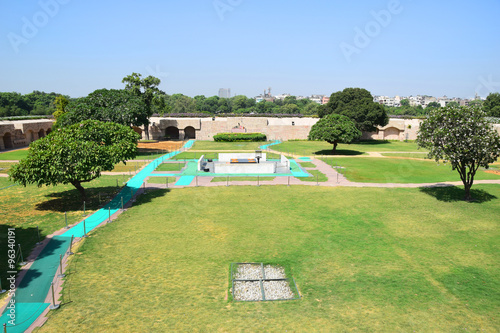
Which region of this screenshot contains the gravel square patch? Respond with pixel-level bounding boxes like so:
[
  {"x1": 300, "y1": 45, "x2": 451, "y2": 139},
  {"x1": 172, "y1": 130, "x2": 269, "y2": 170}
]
[{"x1": 230, "y1": 262, "x2": 300, "y2": 302}]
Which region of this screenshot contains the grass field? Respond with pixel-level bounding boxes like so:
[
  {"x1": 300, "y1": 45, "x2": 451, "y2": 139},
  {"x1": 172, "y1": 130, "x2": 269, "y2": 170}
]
[
  {"x1": 172, "y1": 151, "x2": 282, "y2": 160},
  {"x1": 321, "y1": 157, "x2": 500, "y2": 183},
  {"x1": 274, "y1": 140, "x2": 426, "y2": 156},
  {"x1": 191, "y1": 141, "x2": 271, "y2": 150},
  {"x1": 0, "y1": 162, "x2": 16, "y2": 174},
  {"x1": 210, "y1": 176, "x2": 276, "y2": 182},
  {"x1": 111, "y1": 161, "x2": 147, "y2": 172},
  {"x1": 297, "y1": 169, "x2": 328, "y2": 182},
  {"x1": 381, "y1": 152, "x2": 430, "y2": 159},
  {"x1": 0, "y1": 149, "x2": 29, "y2": 160},
  {"x1": 156, "y1": 162, "x2": 185, "y2": 172},
  {"x1": 0, "y1": 175, "x2": 126, "y2": 287},
  {"x1": 38, "y1": 185, "x2": 500, "y2": 332},
  {"x1": 297, "y1": 161, "x2": 316, "y2": 168},
  {"x1": 146, "y1": 176, "x2": 178, "y2": 184}
]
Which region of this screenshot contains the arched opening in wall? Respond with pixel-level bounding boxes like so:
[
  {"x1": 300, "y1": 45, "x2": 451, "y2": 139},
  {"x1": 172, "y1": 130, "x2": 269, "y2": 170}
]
[
  {"x1": 184, "y1": 126, "x2": 196, "y2": 139},
  {"x1": 3, "y1": 133, "x2": 13, "y2": 149},
  {"x1": 165, "y1": 126, "x2": 179, "y2": 140},
  {"x1": 38, "y1": 129, "x2": 45, "y2": 139},
  {"x1": 384, "y1": 127, "x2": 401, "y2": 140},
  {"x1": 46, "y1": 128, "x2": 52, "y2": 135},
  {"x1": 27, "y1": 130, "x2": 34, "y2": 143}
]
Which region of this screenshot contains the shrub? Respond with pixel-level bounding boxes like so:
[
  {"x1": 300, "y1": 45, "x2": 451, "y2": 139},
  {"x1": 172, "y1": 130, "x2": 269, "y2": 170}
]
[{"x1": 213, "y1": 133, "x2": 267, "y2": 142}]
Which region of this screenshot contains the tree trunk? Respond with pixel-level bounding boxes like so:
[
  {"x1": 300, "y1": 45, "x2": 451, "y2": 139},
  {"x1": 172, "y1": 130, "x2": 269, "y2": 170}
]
[
  {"x1": 71, "y1": 180, "x2": 87, "y2": 203},
  {"x1": 464, "y1": 183, "x2": 472, "y2": 202},
  {"x1": 332, "y1": 141, "x2": 338, "y2": 154},
  {"x1": 144, "y1": 123, "x2": 150, "y2": 140}
]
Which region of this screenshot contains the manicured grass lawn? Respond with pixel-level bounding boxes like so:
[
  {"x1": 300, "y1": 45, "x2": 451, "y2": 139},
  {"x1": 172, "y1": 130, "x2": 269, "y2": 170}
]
[
  {"x1": 172, "y1": 151, "x2": 281, "y2": 160},
  {"x1": 147, "y1": 176, "x2": 178, "y2": 184},
  {"x1": 156, "y1": 162, "x2": 185, "y2": 172},
  {"x1": 39, "y1": 185, "x2": 500, "y2": 331},
  {"x1": 191, "y1": 141, "x2": 271, "y2": 150},
  {"x1": 297, "y1": 161, "x2": 316, "y2": 168},
  {"x1": 111, "y1": 161, "x2": 146, "y2": 172},
  {"x1": 211, "y1": 176, "x2": 275, "y2": 182},
  {"x1": 0, "y1": 149, "x2": 29, "y2": 160},
  {"x1": 0, "y1": 162, "x2": 16, "y2": 174},
  {"x1": 298, "y1": 169, "x2": 328, "y2": 182},
  {"x1": 274, "y1": 140, "x2": 426, "y2": 156},
  {"x1": 131, "y1": 150, "x2": 169, "y2": 160},
  {"x1": 0, "y1": 175, "x2": 126, "y2": 289},
  {"x1": 381, "y1": 152, "x2": 430, "y2": 159},
  {"x1": 322, "y1": 157, "x2": 500, "y2": 183}
]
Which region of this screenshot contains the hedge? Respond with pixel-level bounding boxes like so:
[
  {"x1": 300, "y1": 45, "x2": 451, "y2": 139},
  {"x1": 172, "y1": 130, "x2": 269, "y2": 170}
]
[{"x1": 213, "y1": 133, "x2": 267, "y2": 142}]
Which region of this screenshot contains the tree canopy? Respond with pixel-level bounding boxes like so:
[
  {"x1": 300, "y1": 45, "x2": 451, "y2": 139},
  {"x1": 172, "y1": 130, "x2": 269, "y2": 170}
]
[
  {"x1": 122, "y1": 73, "x2": 164, "y2": 139},
  {"x1": 308, "y1": 114, "x2": 362, "y2": 153},
  {"x1": 483, "y1": 92, "x2": 500, "y2": 118},
  {"x1": 320, "y1": 88, "x2": 388, "y2": 132},
  {"x1": 9, "y1": 120, "x2": 140, "y2": 202},
  {"x1": 417, "y1": 105, "x2": 500, "y2": 201},
  {"x1": 57, "y1": 89, "x2": 147, "y2": 129}
]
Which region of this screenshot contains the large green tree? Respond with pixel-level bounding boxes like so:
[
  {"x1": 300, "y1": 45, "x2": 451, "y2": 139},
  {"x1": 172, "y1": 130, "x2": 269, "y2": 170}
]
[
  {"x1": 122, "y1": 73, "x2": 164, "y2": 139},
  {"x1": 9, "y1": 120, "x2": 140, "y2": 202},
  {"x1": 58, "y1": 89, "x2": 147, "y2": 129},
  {"x1": 417, "y1": 105, "x2": 500, "y2": 201},
  {"x1": 483, "y1": 92, "x2": 500, "y2": 117},
  {"x1": 308, "y1": 114, "x2": 362, "y2": 154},
  {"x1": 321, "y1": 88, "x2": 388, "y2": 132}
]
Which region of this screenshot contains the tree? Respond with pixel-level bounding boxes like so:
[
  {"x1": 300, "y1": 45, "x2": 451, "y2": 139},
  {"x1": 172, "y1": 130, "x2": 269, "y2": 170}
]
[
  {"x1": 58, "y1": 89, "x2": 147, "y2": 129},
  {"x1": 400, "y1": 99, "x2": 410, "y2": 107},
  {"x1": 426, "y1": 101, "x2": 441, "y2": 109},
  {"x1": 417, "y1": 105, "x2": 500, "y2": 201},
  {"x1": 122, "y1": 73, "x2": 164, "y2": 139},
  {"x1": 483, "y1": 92, "x2": 500, "y2": 117},
  {"x1": 308, "y1": 114, "x2": 362, "y2": 154},
  {"x1": 52, "y1": 95, "x2": 69, "y2": 127},
  {"x1": 322, "y1": 88, "x2": 388, "y2": 132},
  {"x1": 9, "y1": 120, "x2": 140, "y2": 202}
]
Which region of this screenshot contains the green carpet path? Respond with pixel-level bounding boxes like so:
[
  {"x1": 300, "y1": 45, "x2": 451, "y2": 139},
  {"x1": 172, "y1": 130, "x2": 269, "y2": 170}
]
[{"x1": 0, "y1": 140, "x2": 195, "y2": 332}]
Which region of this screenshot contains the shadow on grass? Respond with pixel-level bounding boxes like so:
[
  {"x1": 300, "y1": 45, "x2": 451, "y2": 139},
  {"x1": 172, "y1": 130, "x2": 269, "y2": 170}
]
[
  {"x1": 35, "y1": 186, "x2": 122, "y2": 212},
  {"x1": 354, "y1": 140, "x2": 393, "y2": 146},
  {"x1": 314, "y1": 149, "x2": 364, "y2": 156},
  {"x1": 419, "y1": 186, "x2": 497, "y2": 203},
  {"x1": 133, "y1": 188, "x2": 170, "y2": 207}
]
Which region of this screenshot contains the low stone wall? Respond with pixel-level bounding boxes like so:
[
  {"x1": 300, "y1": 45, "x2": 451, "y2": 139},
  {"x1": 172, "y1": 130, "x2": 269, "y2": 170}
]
[{"x1": 0, "y1": 119, "x2": 54, "y2": 151}]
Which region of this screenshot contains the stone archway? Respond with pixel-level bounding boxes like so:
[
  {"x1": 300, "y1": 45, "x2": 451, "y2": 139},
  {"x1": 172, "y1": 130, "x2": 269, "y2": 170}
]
[
  {"x1": 383, "y1": 127, "x2": 401, "y2": 140},
  {"x1": 38, "y1": 129, "x2": 45, "y2": 139},
  {"x1": 165, "y1": 126, "x2": 180, "y2": 140},
  {"x1": 27, "y1": 130, "x2": 34, "y2": 143},
  {"x1": 184, "y1": 126, "x2": 196, "y2": 139},
  {"x1": 3, "y1": 133, "x2": 13, "y2": 149}
]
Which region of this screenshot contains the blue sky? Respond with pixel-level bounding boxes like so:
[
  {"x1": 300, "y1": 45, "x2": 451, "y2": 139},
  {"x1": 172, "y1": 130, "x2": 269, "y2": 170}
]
[{"x1": 1, "y1": 0, "x2": 499, "y2": 99}]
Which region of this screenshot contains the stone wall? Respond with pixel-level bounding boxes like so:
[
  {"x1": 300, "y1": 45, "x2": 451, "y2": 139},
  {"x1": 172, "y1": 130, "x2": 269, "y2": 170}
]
[{"x1": 0, "y1": 119, "x2": 54, "y2": 150}]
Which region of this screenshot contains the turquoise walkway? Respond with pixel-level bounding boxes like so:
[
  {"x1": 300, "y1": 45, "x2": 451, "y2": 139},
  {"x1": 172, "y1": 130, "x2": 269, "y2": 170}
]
[{"x1": 0, "y1": 140, "x2": 195, "y2": 332}]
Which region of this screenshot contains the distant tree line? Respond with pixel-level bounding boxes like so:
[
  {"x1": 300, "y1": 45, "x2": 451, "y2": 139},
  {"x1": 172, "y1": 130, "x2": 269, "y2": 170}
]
[{"x1": 0, "y1": 91, "x2": 70, "y2": 117}]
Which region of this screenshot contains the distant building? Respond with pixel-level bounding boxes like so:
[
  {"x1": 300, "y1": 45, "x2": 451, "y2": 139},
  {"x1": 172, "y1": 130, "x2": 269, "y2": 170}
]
[
  {"x1": 218, "y1": 88, "x2": 231, "y2": 98},
  {"x1": 310, "y1": 95, "x2": 324, "y2": 104},
  {"x1": 321, "y1": 96, "x2": 330, "y2": 105}
]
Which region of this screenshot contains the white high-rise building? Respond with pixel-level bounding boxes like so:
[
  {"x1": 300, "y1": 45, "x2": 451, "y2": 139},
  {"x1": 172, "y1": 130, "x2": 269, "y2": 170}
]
[{"x1": 218, "y1": 88, "x2": 231, "y2": 98}]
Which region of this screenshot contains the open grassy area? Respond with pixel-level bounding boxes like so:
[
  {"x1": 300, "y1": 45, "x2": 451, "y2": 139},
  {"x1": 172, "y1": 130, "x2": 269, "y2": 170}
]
[
  {"x1": 274, "y1": 140, "x2": 426, "y2": 156},
  {"x1": 0, "y1": 175, "x2": 126, "y2": 289},
  {"x1": 131, "y1": 150, "x2": 170, "y2": 160},
  {"x1": 296, "y1": 161, "x2": 316, "y2": 168},
  {"x1": 39, "y1": 185, "x2": 500, "y2": 331},
  {"x1": 298, "y1": 169, "x2": 328, "y2": 182},
  {"x1": 0, "y1": 162, "x2": 16, "y2": 174},
  {"x1": 146, "y1": 176, "x2": 178, "y2": 184},
  {"x1": 156, "y1": 162, "x2": 185, "y2": 172},
  {"x1": 381, "y1": 152, "x2": 430, "y2": 159},
  {"x1": 191, "y1": 141, "x2": 271, "y2": 150},
  {"x1": 321, "y1": 157, "x2": 500, "y2": 183},
  {"x1": 172, "y1": 151, "x2": 282, "y2": 160},
  {"x1": 0, "y1": 149, "x2": 29, "y2": 160},
  {"x1": 210, "y1": 176, "x2": 275, "y2": 182},
  {"x1": 111, "y1": 161, "x2": 147, "y2": 172}
]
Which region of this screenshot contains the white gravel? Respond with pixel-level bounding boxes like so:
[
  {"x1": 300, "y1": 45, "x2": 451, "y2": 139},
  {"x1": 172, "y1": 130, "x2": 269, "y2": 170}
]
[{"x1": 232, "y1": 263, "x2": 296, "y2": 301}]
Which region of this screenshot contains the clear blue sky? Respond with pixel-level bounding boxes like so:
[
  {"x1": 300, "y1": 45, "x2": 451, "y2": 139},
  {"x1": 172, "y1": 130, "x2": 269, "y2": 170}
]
[{"x1": 1, "y1": 0, "x2": 499, "y2": 99}]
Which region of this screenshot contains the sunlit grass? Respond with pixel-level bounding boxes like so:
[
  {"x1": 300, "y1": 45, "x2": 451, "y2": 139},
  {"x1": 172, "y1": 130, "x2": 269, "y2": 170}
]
[
  {"x1": 191, "y1": 141, "x2": 271, "y2": 150},
  {"x1": 0, "y1": 149, "x2": 29, "y2": 160}
]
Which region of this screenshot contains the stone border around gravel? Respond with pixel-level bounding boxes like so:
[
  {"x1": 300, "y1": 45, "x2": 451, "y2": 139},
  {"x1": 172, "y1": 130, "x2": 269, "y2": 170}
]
[{"x1": 231, "y1": 263, "x2": 300, "y2": 302}]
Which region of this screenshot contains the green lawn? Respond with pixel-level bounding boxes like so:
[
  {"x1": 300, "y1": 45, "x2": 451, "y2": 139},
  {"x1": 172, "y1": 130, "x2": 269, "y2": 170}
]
[
  {"x1": 297, "y1": 161, "x2": 316, "y2": 168},
  {"x1": 172, "y1": 151, "x2": 281, "y2": 160},
  {"x1": 298, "y1": 169, "x2": 328, "y2": 182},
  {"x1": 39, "y1": 185, "x2": 500, "y2": 331},
  {"x1": 381, "y1": 152, "x2": 430, "y2": 159},
  {"x1": 0, "y1": 175, "x2": 126, "y2": 288},
  {"x1": 111, "y1": 161, "x2": 147, "y2": 172},
  {"x1": 0, "y1": 162, "x2": 16, "y2": 174},
  {"x1": 0, "y1": 149, "x2": 29, "y2": 160},
  {"x1": 146, "y1": 176, "x2": 178, "y2": 184},
  {"x1": 274, "y1": 140, "x2": 426, "y2": 156},
  {"x1": 132, "y1": 150, "x2": 170, "y2": 160},
  {"x1": 191, "y1": 141, "x2": 271, "y2": 150},
  {"x1": 211, "y1": 176, "x2": 275, "y2": 182},
  {"x1": 322, "y1": 157, "x2": 500, "y2": 183},
  {"x1": 156, "y1": 162, "x2": 185, "y2": 172}
]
